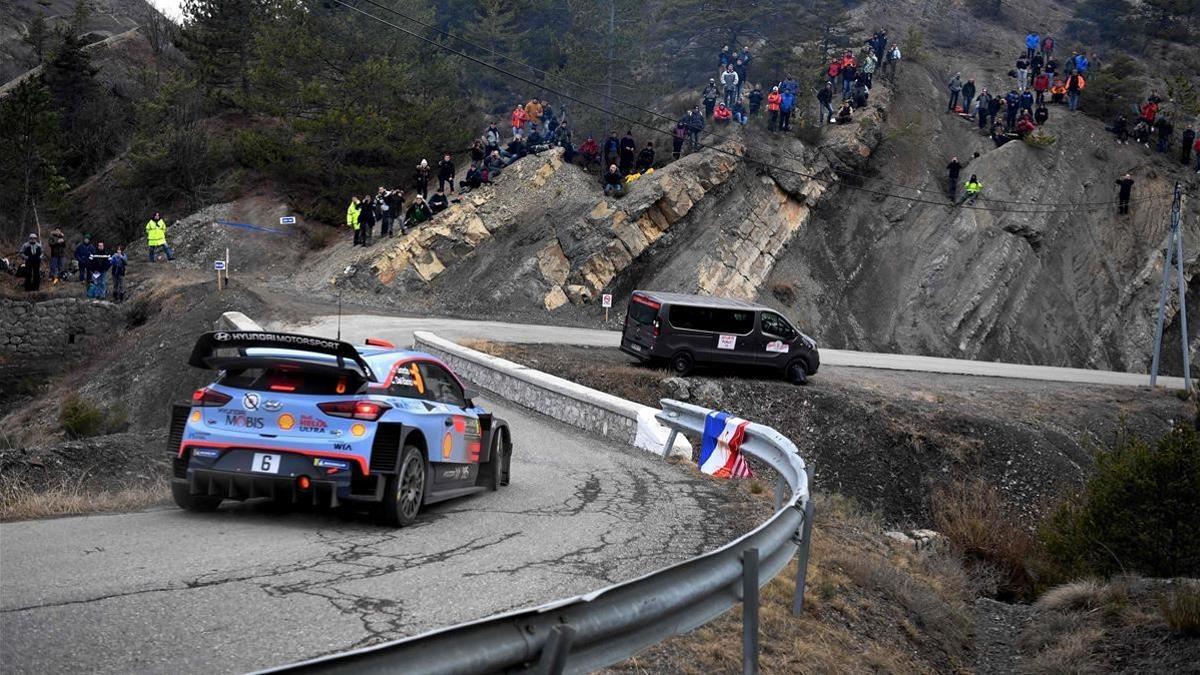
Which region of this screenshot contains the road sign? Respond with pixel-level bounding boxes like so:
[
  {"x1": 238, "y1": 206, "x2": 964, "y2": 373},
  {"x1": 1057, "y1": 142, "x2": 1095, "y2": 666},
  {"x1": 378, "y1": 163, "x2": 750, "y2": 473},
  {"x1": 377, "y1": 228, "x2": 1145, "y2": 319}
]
[
  {"x1": 214, "y1": 260, "x2": 226, "y2": 271},
  {"x1": 602, "y1": 294, "x2": 613, "y2": 308},
  {"x1": 279, "y1": 216, "x2": 297, "y2": 225}
]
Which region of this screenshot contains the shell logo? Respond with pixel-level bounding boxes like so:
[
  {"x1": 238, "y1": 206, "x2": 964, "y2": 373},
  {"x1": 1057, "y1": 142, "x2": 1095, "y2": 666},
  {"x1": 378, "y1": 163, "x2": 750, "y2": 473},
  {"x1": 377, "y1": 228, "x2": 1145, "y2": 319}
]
[
  {"x1": 442, "y1": 432, "x2": 454, "y2": 458},
  {"x1": 351, "y1": 423, "x2": 367, "y2": 437},
  {"x1": 277, "y1": 414, "x2": 296, "y2": 430}
]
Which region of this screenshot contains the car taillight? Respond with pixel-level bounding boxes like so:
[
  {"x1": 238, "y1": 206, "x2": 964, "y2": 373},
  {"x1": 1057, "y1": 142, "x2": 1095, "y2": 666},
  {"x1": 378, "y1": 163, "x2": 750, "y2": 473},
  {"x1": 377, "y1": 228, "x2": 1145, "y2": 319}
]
[
  {"x1": 192, "y1": 387, "x2": 232, "y2": 407},
  {"x1": 318, "y1": 400, "x2": 392, "y2": 421}
]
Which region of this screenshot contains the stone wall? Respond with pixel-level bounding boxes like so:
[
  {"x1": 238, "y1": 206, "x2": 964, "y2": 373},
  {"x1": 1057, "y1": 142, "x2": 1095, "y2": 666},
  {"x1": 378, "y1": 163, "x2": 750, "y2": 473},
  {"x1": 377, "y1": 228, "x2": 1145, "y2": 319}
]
[{"x1": 0, "y1": 298, "x2": 124, "y2": 360}]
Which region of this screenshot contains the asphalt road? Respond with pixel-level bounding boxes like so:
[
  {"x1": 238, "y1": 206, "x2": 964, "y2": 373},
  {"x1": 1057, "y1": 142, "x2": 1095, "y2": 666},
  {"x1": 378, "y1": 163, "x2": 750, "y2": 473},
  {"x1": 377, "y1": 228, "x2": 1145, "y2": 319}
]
[
  {"x1": 278, "y1": 315, "x2": 1186, "y2": 389},
  {"x1": 1, "y1": 405, "x2": 749, "y2": 672}
]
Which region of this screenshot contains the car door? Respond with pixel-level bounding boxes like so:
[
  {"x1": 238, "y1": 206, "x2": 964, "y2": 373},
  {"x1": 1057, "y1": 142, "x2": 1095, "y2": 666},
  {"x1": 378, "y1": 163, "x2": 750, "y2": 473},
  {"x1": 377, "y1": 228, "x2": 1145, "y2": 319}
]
[
  {"x1": 415, "y1": 361, "x2": 482, "y2": 489},
  {"x1": 757, "y1": 311, "x2": 799, "y2": 368}
]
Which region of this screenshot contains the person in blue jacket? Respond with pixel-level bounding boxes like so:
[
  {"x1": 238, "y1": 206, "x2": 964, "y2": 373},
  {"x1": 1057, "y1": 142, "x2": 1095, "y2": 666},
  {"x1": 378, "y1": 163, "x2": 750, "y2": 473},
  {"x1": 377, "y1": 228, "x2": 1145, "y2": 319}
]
[
  {"x1": 73, "y1": 235, "x2": 94, "y2": 283},
  {"x1": 779, "y1": 88, "x2": 796, "y2": 131},
  {"x1": 1025, "y1": 32, "x2": 1039, "y2": 60}
]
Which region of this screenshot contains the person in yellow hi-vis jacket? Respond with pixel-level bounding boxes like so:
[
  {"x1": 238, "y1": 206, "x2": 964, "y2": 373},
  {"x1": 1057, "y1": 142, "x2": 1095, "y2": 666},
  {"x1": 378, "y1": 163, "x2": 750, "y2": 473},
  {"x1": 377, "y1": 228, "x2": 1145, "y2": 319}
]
[
  {"x1": 145, "y1": 211, "x2": 174, "y2": 262},
  {"x1": 960, "y1": 175, "x2": 982, "y2": 205},
  {"x1": 346, "y1": 196, "x2": 362, "y2": 246}
]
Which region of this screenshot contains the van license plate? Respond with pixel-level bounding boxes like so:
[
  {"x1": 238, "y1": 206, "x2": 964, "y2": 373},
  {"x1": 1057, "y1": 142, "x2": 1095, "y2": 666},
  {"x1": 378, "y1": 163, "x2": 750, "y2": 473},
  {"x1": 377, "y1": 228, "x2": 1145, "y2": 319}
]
[{"x1": 629, "y1": 343, "x2": 643, "y2": 352}]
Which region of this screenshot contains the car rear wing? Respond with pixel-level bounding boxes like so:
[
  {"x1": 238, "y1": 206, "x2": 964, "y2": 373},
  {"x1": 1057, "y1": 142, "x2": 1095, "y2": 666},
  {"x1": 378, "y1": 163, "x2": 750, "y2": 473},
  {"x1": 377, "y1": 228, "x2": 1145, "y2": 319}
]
[{"x1": 187, "y1": 331, "x2": 377, "y2": 381}]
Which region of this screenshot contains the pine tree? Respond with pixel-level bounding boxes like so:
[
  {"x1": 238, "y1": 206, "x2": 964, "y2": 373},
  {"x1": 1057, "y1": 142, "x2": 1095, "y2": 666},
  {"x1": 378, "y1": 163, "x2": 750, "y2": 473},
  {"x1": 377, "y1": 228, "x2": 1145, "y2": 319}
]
[
  {"x1": 0, "y1": 79, "x2": 64, "y2": 239},
  {"x1": 181, "y1": 0, "x2": 270, "y2": 105},
  {"x1": 21, "y1": 14, "x2": 50, "y2": 65}
]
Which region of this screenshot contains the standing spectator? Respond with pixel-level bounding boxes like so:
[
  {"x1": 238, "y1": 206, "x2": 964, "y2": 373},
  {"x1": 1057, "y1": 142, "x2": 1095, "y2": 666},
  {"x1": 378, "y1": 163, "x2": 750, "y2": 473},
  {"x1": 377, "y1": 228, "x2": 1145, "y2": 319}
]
[
  {"x1": 1004, "y1": 89, "x2": 1020, "y2": 130},
  {"x1": 485, "y1": 122, "x2": 502, "y2": 155},
  {"x1": 780, "y1": 86, "x2": 796, "y2": 131},
  {"x1": 1045, "y1": 56, "x2": 1059, "y2": 78},
  {"x1": 1115, "y1": 174, "x2": 1134, "y2": 214},
  {"x1": 1193, "y1": 136, "x2": 1200, "y2": 172},
  {"x1": 603, "y1": 164, "x2": 624, "y2": 196},
  {"x1": 818, "y1": 83, "x2": 835, "y2": 125},
  {"x1": 1033, "y1": 71, "x2": 1050, "y2": 105},
  {"x1": 1041, "y1": 34, "x2": 1055, "y2": 57},
  {"x1": 1110, "y1": 114, "x2": 1129, "y2": 143},
  {"x1": 1019, "y1": 88, "x2": 1034, "y2": 113},
  {"x1": 766, "y1": 86, "x2": 782, "y2": 132},
  {"x1": 740, "y1": 46, "x2": 753, "y2": 74},
  {"x1": 346, "y1": 196, "x2": 362, "y2": 245},
  {"x1": 850, "y1": 79, "x2": 868, "y2": 109},
  {"x1": 429, "y1": 188, "x2": 449, "y2": 214},
  {"x1": 1066, "y1": 72, "x2": 1084, "y2": 111},
  {"x1": 1182, "y1": 127, "x2": 1196, "y2": 166},
  {"x1": 947, "y1": 157, "x2": 962, "y2": 202},
  {"x1": 1025, "y1": 31, "x2": 1039, "y2": 60},
  {"x1": 1073, "y1": 52, "x2": 1089, "y2": 75},
  {"x1": 1140, "y1": 99, "x2": 1159, "y2": 124},
  {"x1": 1031, "y1": 52, "x2": 1045, "y2": 76},
  {"x1": 686, "y1": 106, "x2": 705, "y2": 152},
  {"x1": 748, "y1": 86, "x2": 764, "y2": 116},
  {"x1": 87, "y1": 242, "x2": 111, "y2": 299},
  {"x1": 603, "y1": 131, "x2": 621, "y2": 168},
  {"x1": 718, "y1": 45, "x2": 731, "y2": 69},
  {"x1": 885, "y1": 44, "x2": 901, "y2": 83},
  {"x1": 734, "y1": 59, "x2": 747, "y2": 94},
  {"x1": 1156, "y1": 116, "x2": 1174, "y2": 153},
  {"x1": 1015, "y1": 55, "x2": 1029, "y2": 91},
  {"x1": 580, "y1": 135, "x2": 600, "y2": 170},
  {"x1": 414, "y1": 159, "x2": 431, "y2": 197},
  {"x1": 987, "y1": 94, "x2": 1003, "y2": 129},
  {"x1": 18, "y1": 234, "x2": 43, "y2": 292},
  {"x1": 48, "y1": 227, "x2": 66, "y2": 283},
  {"x1": 841, "y1": 56, "x2": 857, "y2": 99},
  {"x1": 636, "y1": 142, "x2": 655, "y2": 172},
  {"x1": 357, "y1": 194, "x2": 375, "y2": 246},
  {"x1": 721, "y1": 65, "x2": 740, "y2": 107},
  {"x1": 145, "y1": 212, "x2": 173, "y2": 262},
  {"x1": 110, "y1": 245, "x2": 127, "y2": 302},
  {"x1": 975, "y1": 88, "x2": 993, "y2": 129},
  {"x1": 437, "y1": 153, "x2": 456, "y2": 194},
  {"x1": 470, "y1": 139, "x2": 486, "y2": 164},
  {"x1": 702, "y1": 79, "x2": 719, "y2": 117},
  {"x1": 375, "y1": 187, "x2": 392, "y2": 238},
  {"x1": 74, "y1": 235, "x2": 94, "y2": 282},
  {"x1": 619, "y1": 131, "x2": 637, "y2": 174},
  {"x1": 827, "y1": 58, "x2": 841, "y2": 86},
  {"x1": 671, "y1": 123, "x2": 687, "y2": 160},
  {"x1": 524, "y1": 99, "x2": 543, "y2": 131},
  {"x1": 960, "y1": 79, "x2": 976, "y2": 114},
  {"x1": 510, "y1": 104, "x2": 527, "y2": 138},
  {"x1": 558, "y1": 122, "x2": 575, "y2": 162},
  {"x1": 947, "y1": 73, "x2": 963, "y2": 113},
  {"x1": 861, "y1": 52, "x2": 878, "y2": 87}
]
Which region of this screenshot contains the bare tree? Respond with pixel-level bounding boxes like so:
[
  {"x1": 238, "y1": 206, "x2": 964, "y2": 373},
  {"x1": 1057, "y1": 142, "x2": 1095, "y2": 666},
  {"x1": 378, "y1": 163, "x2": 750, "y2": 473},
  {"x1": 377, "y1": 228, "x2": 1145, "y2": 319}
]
[{"x1": 140, "y1": 2, "x2": 177, "y2": 56}]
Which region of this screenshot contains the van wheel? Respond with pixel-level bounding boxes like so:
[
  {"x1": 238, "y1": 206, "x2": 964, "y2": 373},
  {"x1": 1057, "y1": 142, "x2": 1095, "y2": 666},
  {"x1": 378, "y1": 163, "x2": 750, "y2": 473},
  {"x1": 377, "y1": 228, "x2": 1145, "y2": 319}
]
[
  {"x1": 786, "y1": 360, "x2": 809, "y2": 386},
  {"x1": 670, "y1": 352, "x2": 695, "y2": 376}
]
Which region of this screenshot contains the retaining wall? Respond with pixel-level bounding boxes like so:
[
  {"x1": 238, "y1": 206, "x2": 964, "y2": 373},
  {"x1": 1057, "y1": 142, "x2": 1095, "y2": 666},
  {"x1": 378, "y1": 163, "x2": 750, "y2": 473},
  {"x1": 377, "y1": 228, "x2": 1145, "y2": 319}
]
[{"x1": 1, "y1": 297, "x2": 124, "y2": 360}]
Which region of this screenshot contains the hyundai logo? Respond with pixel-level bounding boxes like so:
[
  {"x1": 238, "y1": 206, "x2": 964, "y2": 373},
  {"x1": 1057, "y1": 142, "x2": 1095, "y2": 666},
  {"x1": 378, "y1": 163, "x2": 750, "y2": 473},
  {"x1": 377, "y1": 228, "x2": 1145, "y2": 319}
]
[
  {"x1": 263, "y1": 399, "x2": 283, "y2": 412},
  {"x1": 243, "y1": 393, "x2": 260, "y2": 410},
  {"x1": 214, "y1": 332, "x2": 230, "y2": 342}
]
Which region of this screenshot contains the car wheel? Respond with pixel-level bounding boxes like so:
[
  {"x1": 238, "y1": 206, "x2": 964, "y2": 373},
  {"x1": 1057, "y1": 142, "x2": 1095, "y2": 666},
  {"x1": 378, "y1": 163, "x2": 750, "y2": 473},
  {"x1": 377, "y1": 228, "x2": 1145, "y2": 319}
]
[
  {"x1": 486, "y1": 432, "x2": 506, "y2": 491},
  {"x1": 171, "y1": 481, "x2": 222, "y2": 512},
  {"x1": 670, "y1": 351, "x2": 695, "y2": 376},
  {"x1": 786, "y1": 360, "x2": 809, "y2": 386},
  {"x1": 381, "y1": 445, "x2": 426, "y2": 527}
]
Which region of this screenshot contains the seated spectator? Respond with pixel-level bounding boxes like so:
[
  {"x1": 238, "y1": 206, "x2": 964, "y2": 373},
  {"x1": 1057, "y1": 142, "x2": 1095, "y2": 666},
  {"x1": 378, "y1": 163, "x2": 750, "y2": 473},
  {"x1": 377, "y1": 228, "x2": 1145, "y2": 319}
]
[
  {"x1": 486, "y1": 150, "x2": 505, "y2": 178},
  {"x1": 836, "y1": 101, "x2": 853, "y2": 124},
  {"x1": 636, "y1": 142, "x2": 655, "y2": 173},
  {"x1": 732, "y1": 98, "x2": 747, "y2": 125},
  {"x1": 462, "y1": 163, "x2": 483, "y2": 191},
  {"x1": 1133, "y1": 119, "x2": 1152, "y2": 145},
  {"x1": 603, "y1": 164, "x2": 624, "y2": 196},
  {"x1": 470, "y1": 139, "x2": 486, "y2": 163},
  {"x1": 504, "y1": 136, "x2": 528, "y2": 163},
  {"x1": 429, "y1": 189, "x2": 449, "y2": 213},
  {"x1": 1016, "y1": 111, "x2": 1037, "y2": 137},
  {"x1": 579, "y1": 135, "x2": 600, "y2": 172},
  {"x1": 403, "y1": 197, "x2": 432, "y2": 231},
  {"x1": 713, "y1": 102, "x2": 732, "y2": 123},
  {"x1": 1034, "y1": 105, "x2": 1049, "y2": 126},
  {"x1": 1110, "y1": 114, "x2": 1129, "y2": 143},
  {"x1": 1050, "y1": 79, "x2": 1066, "y2": 104},
  {"x1": 851, "y1": 80, "x2": 868, "y2": 108}
]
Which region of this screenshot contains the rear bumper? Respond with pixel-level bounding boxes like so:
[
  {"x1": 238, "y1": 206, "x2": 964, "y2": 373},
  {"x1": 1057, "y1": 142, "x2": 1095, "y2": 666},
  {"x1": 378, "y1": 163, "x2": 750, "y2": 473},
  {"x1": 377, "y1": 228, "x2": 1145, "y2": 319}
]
[
  {"x1": 175, "y1": 472, "x2": 354, "y2": 507},
  {"x1": 620, "y1": 341, "x2": 654, "y2": 361}
]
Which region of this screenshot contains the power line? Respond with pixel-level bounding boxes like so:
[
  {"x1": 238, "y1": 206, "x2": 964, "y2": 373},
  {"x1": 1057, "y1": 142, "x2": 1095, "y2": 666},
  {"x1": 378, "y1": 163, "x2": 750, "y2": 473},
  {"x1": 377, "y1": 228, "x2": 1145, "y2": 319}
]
[
  {"x1": 326, "y1": 0, "x2": 1171, "y2": 215},
  {"x1": 349, "y1": 0, "x2": 1173, "y2": 209}
]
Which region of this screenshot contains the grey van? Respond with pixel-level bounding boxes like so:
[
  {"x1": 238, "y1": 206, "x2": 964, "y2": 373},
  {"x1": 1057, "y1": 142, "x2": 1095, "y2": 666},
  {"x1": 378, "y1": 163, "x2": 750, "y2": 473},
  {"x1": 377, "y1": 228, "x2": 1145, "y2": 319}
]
[{"x1": 619, "y1": 291, "x2": 820, "y2": 384}]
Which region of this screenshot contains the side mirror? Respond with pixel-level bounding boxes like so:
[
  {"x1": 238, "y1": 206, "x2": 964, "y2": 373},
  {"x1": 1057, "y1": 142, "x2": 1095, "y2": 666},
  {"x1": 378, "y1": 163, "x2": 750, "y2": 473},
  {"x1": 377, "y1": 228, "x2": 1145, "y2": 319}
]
[{"x1": 463, "y1": 387, "x2": 477, "y2": 408}]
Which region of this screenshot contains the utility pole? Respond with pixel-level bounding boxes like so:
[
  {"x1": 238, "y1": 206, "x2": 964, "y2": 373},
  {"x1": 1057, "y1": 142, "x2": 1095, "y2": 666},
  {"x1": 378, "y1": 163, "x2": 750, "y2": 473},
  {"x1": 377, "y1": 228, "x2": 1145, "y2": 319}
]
[
  {"x1": 1150, "y1": 182, "x2": 1192, "y2": 390},
  {"x1": 606, "y1": 0, "x2": 614, "y2": 133}
]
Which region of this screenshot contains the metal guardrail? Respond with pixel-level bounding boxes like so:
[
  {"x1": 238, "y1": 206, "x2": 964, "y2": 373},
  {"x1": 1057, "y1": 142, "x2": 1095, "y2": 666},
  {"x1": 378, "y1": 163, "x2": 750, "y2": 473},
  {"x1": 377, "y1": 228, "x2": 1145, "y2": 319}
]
[{"x1": 262, "y1": 399, "x2": 813, "y2": 675}]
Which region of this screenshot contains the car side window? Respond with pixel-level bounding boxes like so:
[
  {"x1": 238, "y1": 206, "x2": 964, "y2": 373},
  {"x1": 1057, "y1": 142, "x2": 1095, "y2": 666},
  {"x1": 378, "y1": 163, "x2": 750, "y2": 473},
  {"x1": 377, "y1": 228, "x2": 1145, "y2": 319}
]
[
  {"x1": 417, "y1": 363, "x2": 467, "y2": 408},
  {"x1": 761, "y1": 312, "x2": 797, "y2": 340},
  {"x1": 387, "y1": 361, "x2": 428, "y2": 399}
]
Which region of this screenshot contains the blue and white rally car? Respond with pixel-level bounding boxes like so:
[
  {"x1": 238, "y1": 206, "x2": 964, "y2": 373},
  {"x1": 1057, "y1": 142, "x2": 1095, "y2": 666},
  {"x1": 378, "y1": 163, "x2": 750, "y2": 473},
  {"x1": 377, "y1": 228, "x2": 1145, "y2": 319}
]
[{"x1": 169, "y1": 330, "x2": 512, "y2": 526}]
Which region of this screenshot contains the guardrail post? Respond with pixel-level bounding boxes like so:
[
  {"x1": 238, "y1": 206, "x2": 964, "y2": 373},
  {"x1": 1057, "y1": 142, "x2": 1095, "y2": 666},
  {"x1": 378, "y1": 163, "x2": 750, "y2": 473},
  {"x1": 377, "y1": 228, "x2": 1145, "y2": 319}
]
[
  {"x1": 792, "y1": 484, "x2": 815, "y2": 616},
  {"x1": 774, "y1": 474, "x2": 786, "y2": 511},
  {"x1": 535, "y1": 624, "x2": 576, "y2": 675},
  {"x1": 660, "y1": 428, "x2": 679, "y2": 458},
  {"x1": 742, "y1": 548, "x2": 760, "y2": 675}
]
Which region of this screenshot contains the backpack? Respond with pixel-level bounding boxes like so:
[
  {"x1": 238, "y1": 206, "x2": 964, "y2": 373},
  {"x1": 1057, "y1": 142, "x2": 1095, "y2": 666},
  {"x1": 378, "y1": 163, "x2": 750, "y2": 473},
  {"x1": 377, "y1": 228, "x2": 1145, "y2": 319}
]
[{"x1": 674, "y1": 124, "x2": 687, "y2": 139}]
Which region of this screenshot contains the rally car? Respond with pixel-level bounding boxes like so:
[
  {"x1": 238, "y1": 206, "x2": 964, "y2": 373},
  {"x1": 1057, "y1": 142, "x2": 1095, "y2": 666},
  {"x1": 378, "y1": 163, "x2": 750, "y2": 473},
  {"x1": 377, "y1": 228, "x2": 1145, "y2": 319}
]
[{"x1": 168, "y1": 330, "x2": 512, "y2": 526}]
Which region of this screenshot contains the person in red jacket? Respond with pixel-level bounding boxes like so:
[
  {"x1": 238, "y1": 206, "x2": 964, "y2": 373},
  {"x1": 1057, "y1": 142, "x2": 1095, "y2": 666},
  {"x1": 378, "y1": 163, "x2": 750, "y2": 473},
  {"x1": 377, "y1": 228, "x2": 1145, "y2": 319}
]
[
  {"x1": 713, "y1": 102, "x2": 732, "y2": 123},
  {"x1": 1033, "y1": 72, "x2": 1050, "y2": 105},
  {"x1": 1016, "y1": 111, "x2": 1037, "y2": 137},
  {"x1": 766, "y1": 86, "x2": 782, "y2": 132},
  {"x1": 827, "y1": 59, "x2": 841, "y2": 81},
  {"x1": 1140, "y1": 100, "x2": 1159, "y2": 124},
  {"x1": 510, "y1": 104, "x2": 527, "y2": 138}
]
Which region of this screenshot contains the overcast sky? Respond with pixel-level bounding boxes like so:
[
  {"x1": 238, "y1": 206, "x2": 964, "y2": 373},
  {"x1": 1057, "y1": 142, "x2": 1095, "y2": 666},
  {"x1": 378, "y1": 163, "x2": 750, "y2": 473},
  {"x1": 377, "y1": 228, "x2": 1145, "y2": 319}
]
[{"x1": 148, "y1": 0, "x2": 184, "y2": 20}]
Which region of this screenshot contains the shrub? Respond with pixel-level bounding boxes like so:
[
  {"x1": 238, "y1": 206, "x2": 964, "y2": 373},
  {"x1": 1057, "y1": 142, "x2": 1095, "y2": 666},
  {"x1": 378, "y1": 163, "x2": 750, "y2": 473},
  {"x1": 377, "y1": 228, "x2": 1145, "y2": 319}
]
[
  {"x1": 1161, "y1": 583, "x2": 1200, "y2": 635},
  {"x1": 1039, "y1": 424, "x2": 1200, "y2": 583},
  {"x1": 932, "y1": 479, "x2": 1036, "y2": 600},
  {"x1": 1024, "y1": 132, "x2": 1057, "y2": 148},
  {"x1": 60, "y1": 394, "x2": 105, "y2": 438},
  {"x1": 901, "y1": 27, "x2": 925, "y2": 63}
]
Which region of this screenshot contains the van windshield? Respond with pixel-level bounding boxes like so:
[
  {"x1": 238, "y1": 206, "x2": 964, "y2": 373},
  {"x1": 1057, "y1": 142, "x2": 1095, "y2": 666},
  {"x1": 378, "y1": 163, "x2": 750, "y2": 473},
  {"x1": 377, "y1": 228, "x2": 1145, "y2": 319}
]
[
  {"x1": 627, "y1": 297, "x2": 659, "y2": 325},
  {"x1": 668, "y1": 305, "x2": 755, "y2": 334}
]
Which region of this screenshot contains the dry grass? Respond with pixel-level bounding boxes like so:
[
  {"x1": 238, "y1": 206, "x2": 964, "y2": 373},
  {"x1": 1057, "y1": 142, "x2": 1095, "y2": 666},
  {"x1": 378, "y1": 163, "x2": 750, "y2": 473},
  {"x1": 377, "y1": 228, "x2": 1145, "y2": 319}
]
[
  {"x1": 1161, "y1": 582, "x2": 1200, "y2": 635},
  {"x1": 603, "y1": 495, "x2": 977, "y2": 674},
  {"x1": 932, "y1": 478, "x2": 1036, "y2": 599},
  {"x1": 1036, "y1": 578, "x2": 1130, "y2": 613},
  {"x1": 0, "y1": 475, "x2": 169, "y2": 521}
]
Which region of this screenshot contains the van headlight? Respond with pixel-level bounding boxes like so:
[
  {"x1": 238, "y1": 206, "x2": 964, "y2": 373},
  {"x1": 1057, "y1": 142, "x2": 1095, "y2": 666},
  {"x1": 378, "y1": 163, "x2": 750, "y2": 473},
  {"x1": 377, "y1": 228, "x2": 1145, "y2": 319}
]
[{"x1": 800, "y1": 333, "x2": 816, "y2": 350}]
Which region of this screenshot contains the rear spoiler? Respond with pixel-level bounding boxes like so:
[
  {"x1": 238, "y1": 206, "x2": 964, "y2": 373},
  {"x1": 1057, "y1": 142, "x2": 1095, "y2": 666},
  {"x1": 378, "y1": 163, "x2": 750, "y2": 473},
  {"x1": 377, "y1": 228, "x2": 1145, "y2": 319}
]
[{"x1": 187, "y1": 331, "x2": 377, "y2": 381}]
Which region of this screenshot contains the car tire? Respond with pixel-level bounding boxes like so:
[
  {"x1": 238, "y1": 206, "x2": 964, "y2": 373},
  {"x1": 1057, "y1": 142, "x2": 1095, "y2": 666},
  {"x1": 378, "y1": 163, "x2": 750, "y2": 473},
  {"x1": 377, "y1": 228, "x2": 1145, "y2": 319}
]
[
  {"x1": 786, "y1": 359, "x2": 809, "y2": 386},
  {"x1": 380, "y1": 445, "x2": 426, "y2": 527},
  {"x1": 670, "y1": 351, "x2": 695, "y2": 376},
  {"x1": 486, "y1": 432, "x2": 507, "y2": 491},
  {"x1": 171, "y1": 481, "x2": 222, "y2": 512}
]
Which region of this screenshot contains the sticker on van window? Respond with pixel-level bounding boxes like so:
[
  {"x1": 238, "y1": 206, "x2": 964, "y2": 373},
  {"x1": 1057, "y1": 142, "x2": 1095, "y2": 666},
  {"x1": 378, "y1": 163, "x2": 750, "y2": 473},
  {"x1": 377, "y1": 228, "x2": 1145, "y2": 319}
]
[
  {"x1": 717, "y1": 334, "x2": 737, "y2": 350},
  {"x1": 766, "y1": 340, "x2": 790, "y2": 353}
]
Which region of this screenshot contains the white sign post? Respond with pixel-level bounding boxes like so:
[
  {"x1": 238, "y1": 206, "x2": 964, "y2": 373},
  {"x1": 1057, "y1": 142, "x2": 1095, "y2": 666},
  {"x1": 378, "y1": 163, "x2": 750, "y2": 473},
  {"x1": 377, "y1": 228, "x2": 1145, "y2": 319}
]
[
  {"x1": 602, "y1": 293, "x2": 613, "y2": 322},
  {"x1": 214, "y1": 260, "x2": 226, "y2": 290},
  {"x1": 280, "y1": 216, "x2": 297, "y2": 225}
]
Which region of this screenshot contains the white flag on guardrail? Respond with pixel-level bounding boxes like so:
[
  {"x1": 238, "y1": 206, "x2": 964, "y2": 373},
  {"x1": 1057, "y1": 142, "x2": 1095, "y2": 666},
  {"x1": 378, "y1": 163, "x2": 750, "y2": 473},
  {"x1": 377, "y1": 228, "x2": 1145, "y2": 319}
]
[{"x1": 699, "y1": 411, "x2": 752, "y2": 478}]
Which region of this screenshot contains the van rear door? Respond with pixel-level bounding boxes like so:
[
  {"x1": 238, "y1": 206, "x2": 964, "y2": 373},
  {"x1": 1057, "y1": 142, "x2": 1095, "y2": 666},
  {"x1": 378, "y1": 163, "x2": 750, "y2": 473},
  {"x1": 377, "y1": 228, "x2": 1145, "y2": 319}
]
[{"x1": 621, "y1": 293, "x2": 660, "y2": 358}]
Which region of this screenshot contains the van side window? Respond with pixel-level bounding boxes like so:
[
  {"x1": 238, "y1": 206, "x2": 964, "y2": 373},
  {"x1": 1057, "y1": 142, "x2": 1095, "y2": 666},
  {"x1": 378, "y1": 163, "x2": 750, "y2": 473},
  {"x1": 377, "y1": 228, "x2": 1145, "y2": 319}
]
[
  {"x1": 668, "y1": 306, "x2": 754, "y2": 334},
  {"x1": 761, "y1": 312, "x2": 798, "y2": 340}
]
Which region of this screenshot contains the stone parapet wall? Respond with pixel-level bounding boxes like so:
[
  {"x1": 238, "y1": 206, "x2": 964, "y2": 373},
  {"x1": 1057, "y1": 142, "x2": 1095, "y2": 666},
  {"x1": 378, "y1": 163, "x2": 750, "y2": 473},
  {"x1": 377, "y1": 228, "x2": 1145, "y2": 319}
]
[{"x1": 1, "y1": 298, "x2": 123, "y2": 360}]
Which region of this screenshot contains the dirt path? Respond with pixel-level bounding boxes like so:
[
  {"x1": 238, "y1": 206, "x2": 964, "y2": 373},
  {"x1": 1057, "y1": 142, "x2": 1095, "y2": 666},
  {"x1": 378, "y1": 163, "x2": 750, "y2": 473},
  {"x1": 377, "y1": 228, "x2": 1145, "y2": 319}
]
[{"x1": 974, "y1": 598, "x2": 1034, "y2": 674}]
